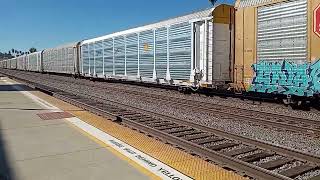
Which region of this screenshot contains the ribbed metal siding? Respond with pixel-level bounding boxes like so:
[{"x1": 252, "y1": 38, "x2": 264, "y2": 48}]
[
  {"x1": 11, "y1": 59, "x2": 14, "y2": 69},
  {"x1": 125, "y1": 34, "x2": 138, "y2": 77},
  {"x1": 103, "y1": 39, "x2": 114, "y2": 75},
  {"x1": 88, "y1": 43, "x2": 94, "y2": 75},
  {"x1": 28, "y1": 53, "x2": 38, "y2": 71},
  {"x1": 43, "y1": 44, "x2": 77, "y2": 74},
  {"x1": 169, "y1": 23, "x2": 192, "y2": 80},
  {"x1": 139, "y1": 30, "x2": 154, "y2": 78},
  {"x1": 257, "y1": 0, "x2": 307, "y2": 63},
  {"x1": 82, "y1": 44, "x2": 89, "y2": 75},
  {"x1": 238, "y1": 0, "x2": 274, "y2": 8},
  {"x1": 94, "y1": 41, "x2": 103, "y2": 76},
  {"x1": 10, "y1": 58, "x2": 17, "y2": 69},
  {"x1": 17, "y1": 56, "x2": 26, "y2": 70},
  {"x1": 155, "y1": 27, "x2": 168, "y2": 79},
  {"x1": 114, "y1": 37, "x2": 125, "y2": 75}
]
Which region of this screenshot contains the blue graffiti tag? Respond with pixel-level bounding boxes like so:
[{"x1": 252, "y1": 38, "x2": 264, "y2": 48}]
[{"x1": 250, "y1": 60, "x2": 320, "y2": 97}]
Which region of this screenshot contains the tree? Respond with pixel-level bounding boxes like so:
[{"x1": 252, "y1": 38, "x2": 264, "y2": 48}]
[
  {"x1": 29, "y1": 47, "x2": 37, "y2": 53},
  {"x1": 209, "y1": 0, "x2": 217, "y2": 6}
]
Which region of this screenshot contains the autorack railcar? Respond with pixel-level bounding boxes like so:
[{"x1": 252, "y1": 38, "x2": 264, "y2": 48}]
[
  {"x1": 2, "y1": 1, "x2": 320, "y2": 106},
  {"x1": 80, "y1": 4, "x2": 234, "y2": 88},
  {"x1": 17, "y1": 55, "x2": 27, "y2": 70},
  {"x1": 9, "y1": 58, "x2": 17, "y2": 69},
  {"x1": 26, "y1": 51, "x2": 42, "y2": 72},
  {"x1": 0, "y1": 60, "x2": 7, "y2": 69},
  {"x1": 42, "y1": 42, "x2": 80, "y2": 75}
]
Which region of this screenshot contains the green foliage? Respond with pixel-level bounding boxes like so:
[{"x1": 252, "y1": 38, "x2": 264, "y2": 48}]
[
  {"x1": 29, "y1": 47, "x2": 37, "y2": 53},
  {"x1": 0, "y1": 47, "x2": 37, "y2": 60}
]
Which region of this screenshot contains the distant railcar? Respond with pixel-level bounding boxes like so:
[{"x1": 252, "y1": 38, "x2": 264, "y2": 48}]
[
  {"x1": 10, "y1": 58, "x2": 17, "y2": 69},
  {"x1": 17, "y1": 55, "x2": 27, "y2": 70},
  {"x1": 0, "y1": 60, "x2": 6, "y2": 69},
  {"x1": 26, "y1": 51, "x2": 42, "y2": 72},
  {"x1": 42, "y1": 42, "x2": 80, "y2": 74}
]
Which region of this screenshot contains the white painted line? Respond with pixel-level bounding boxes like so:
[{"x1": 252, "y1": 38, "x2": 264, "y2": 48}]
[
  {"x1": 67, "y1": 117, "x2": 193, "y2": 180},
  {"x1": 3, "y1": 78, "x2": 193, "y2": 180}
]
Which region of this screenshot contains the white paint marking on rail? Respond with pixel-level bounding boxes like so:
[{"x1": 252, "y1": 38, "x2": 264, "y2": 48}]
[{"x1": 67, "y1": 117, "x2": 193, "y2": 180}]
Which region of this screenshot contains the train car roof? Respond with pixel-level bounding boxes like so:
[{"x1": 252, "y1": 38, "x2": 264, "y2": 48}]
[
  {"x1": 43, "y1": 41, "x2": 80, "y2": 52},
  {"x1": 235, "y1": 0, "x2": 274, "y2": 8},
  {"x1": 81, "y1": 6, "x2": 218, "y2": 44},
  {"x1": 27, "y1": 51, "x2": 42, "y2": 56}
]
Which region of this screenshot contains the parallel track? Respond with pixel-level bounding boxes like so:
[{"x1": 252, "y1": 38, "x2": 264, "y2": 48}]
[
  {"x1": 83, "y1": 80, "x2": 320, "y2": 136},
  {"x1": 1, "y1": 69, "x2": 320, "y2": 180},
  {"x1": 20, "y1": 71, "x2": 320, "y2": 137}
]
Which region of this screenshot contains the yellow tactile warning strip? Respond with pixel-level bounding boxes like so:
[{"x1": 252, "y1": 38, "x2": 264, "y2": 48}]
[
  {"x1": 31, "y1": 90, "x2": 246, "y2": 180},
  {"x1": 66, "y1": 118, "x2": 162, "y2": 180}
]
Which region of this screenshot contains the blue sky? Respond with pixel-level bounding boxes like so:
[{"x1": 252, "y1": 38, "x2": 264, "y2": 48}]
[{"x1": 0, "y1": 0, "x2": 234, "y2": 53}]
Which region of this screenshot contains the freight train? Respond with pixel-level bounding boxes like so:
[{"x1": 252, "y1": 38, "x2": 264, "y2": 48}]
[{"x1": 1, "y1": 0, "x2": 320, "y2": 107}]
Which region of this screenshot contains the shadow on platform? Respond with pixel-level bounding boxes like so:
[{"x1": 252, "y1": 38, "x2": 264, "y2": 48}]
[
  {"x1": 0, "y1": 123, "x2": 15, "y2": 180},
  {"x1": 0, "y1": 84, "x2": 34, "y2": 92}
]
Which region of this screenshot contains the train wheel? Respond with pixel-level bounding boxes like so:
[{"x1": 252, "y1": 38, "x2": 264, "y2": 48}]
[{"x1": 282, "y1": 98, "x2": 290, "y2": 106}]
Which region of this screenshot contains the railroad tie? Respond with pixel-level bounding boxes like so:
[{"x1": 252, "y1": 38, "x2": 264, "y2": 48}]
[
  {"x1": 156, "y1": 125, "x2": 180, "y2": 130},
  {"x1": 258, "y1": 158, "x2": 293, "y2": 170},
  {"x1": 172, "y1": 130, "x2": 201, "y2": 137},
  {"x1": 193, "y1": 136, "x2": 223, "y2": 145},
  {"x1": 223, "y1": 146, "x2": 257, "y2": 157},
  {"x1": 208, "y1": 142, "x2": 239, "y2": 151},
  {"x1": 279, "y1": 164, "x2": 317, "y2": 178},
  {"x1": 149, "y1": 122, "x2": 175, "y2": 128},
  {"x1": 182, "y1": 134, "x2": 212, "y2": 141},
  {"x1": 143, "y1": 120, "x2": 164, "y2": 125},
  {"x1": 239, "y1": 152, "x2": 274, "y2": 162},
  {"x1": 118, "y1": 112, "x2": 137, "y2": 116},
  {"x1": 134, "y1": 118, "x2": 155, "y2": 122},
  {"x1": 164, "y1": 127, "x2": 192, "y2": 134},
  {"x1": 123, "y1": 115, "x2": 145, "y2": 119}
]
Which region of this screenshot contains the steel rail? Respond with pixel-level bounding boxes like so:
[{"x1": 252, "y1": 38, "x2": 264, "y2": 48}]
[
  {"x1": 2, "y1": 70, "x2": 320, "y2": 163},
  {"x1": 1, "y1": 70, "x2": 320, "y2": 180},
  {"x1": 28, "y1": 72, "x2": 320, "y2": 136}
]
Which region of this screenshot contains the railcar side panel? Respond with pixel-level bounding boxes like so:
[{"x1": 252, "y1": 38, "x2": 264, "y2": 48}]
[
  {"x1": 80, "y1": 4, "x2": 234, "y2": 87},
  {"x1": 17, "y1": 56, "x2": 27, "y2": 70},
  {"x1": 10, "y1": 58, "x2": 17, "y2": 69},
  {"x1": 27, "y1": 52, "x2": 41, "y2": 72},
  {"x1": 235, "y1": 0, "x2": 320, "y2": 97},
  {"x1": 42, "y1": 43, "x2": 78, "y2": 74}
]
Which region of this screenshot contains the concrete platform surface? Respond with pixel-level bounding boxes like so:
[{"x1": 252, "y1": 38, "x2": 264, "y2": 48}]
[{"x1": 0, "y1": 78, "x2": 151, "y2": 180}]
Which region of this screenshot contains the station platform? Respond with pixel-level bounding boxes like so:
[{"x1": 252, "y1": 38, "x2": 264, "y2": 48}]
[{"x1": 0, "y1": 77, "x2": 245, "y2": 180}]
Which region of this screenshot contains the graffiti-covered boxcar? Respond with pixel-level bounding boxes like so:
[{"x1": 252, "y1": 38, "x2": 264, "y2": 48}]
[{"x1": 234, "y1": 0, "x2": 320, "y2": 100}]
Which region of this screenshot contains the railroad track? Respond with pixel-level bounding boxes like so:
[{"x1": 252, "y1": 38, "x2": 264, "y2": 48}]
[
  {"x1": 20, "y1": 71, "x2": 320, "y2": 137},
  {"x1": 1, "y1": 69, "x2": 320, "y2": 180},
  {"x1": 87, "y1": 80, "x2": 320, "y2": 136}
]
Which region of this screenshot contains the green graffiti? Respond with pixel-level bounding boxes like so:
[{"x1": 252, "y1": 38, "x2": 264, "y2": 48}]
[{"x1": 250, "y1": 60, "x2": 320, "y2": 97}]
